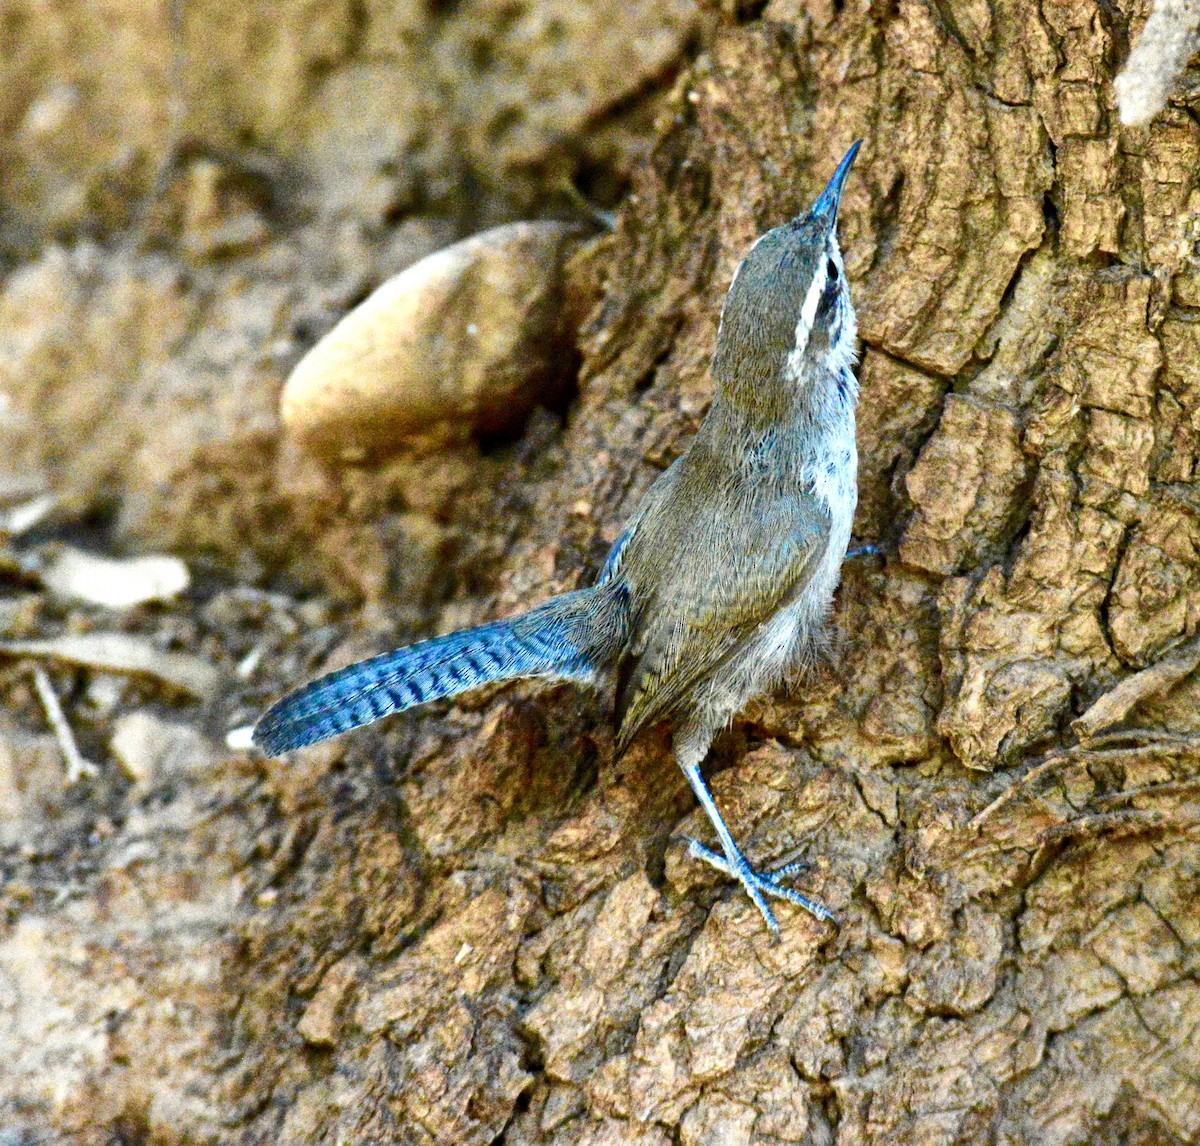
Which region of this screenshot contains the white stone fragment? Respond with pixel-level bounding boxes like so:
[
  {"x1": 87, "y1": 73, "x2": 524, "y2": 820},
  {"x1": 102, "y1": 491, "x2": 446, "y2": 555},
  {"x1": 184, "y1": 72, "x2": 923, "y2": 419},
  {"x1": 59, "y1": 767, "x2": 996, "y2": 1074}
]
[
  {"x1": 1, "y1": 493, "x2": 58, "y2": 537},
  {"x1": 225, "y1": 725, "x2": 256, "y2": 752},
  {"x1": 40, "y1": 548, "x2": 190, "y2": 609}
]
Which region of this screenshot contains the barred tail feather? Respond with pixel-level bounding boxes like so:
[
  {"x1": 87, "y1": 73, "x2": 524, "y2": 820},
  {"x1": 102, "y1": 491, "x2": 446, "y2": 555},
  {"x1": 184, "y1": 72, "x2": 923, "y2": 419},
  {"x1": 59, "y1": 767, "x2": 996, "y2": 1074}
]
[{"x1": 252, "y1": 587, "x2": 626, "y2": 756}]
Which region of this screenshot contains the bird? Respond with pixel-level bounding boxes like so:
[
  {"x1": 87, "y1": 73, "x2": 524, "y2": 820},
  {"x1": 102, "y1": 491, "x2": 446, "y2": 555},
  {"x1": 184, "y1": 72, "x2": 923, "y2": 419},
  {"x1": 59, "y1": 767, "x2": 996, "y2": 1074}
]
[{"x1": 254, "y1": 142, "x2": 863, "y2": 936}]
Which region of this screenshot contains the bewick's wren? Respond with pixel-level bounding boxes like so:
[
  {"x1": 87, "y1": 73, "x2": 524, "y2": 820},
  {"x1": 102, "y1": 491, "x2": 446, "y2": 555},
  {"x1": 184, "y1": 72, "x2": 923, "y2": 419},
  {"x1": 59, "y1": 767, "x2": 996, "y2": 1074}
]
[{"x1": 255, "y1": 143, "x2": 862, "y2": 936}]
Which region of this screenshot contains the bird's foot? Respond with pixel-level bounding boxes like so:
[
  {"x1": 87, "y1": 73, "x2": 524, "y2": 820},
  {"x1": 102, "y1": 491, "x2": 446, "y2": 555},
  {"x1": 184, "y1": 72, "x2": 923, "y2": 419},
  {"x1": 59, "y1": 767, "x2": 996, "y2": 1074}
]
[
  {"x1": 685, "y1": 838, "x2": 838, "y2": 935},
  {"x1": 845, "y1": 544, "x2": 880, "y2": 562}
]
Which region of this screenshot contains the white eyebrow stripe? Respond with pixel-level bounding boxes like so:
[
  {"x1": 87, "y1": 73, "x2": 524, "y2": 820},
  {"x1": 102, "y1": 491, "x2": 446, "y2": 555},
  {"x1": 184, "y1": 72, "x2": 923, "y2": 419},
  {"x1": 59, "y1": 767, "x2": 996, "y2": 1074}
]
[{"x1": 785, "y1": 257, "x2": 828, "y2": 377}]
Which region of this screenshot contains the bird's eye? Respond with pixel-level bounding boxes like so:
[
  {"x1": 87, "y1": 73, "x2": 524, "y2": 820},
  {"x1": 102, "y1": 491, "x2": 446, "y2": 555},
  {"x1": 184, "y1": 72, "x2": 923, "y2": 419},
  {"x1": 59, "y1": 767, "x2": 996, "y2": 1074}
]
[{"x1": 821, "y1": 258, "x2": 840, "y2": 305}]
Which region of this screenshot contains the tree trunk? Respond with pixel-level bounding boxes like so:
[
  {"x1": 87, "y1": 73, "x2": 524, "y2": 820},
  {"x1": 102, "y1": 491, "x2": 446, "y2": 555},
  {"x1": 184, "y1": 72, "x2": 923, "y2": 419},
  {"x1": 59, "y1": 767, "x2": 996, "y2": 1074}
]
[{"x1": 1, "y1": 1, "x2": 1198, "y2": 1143}]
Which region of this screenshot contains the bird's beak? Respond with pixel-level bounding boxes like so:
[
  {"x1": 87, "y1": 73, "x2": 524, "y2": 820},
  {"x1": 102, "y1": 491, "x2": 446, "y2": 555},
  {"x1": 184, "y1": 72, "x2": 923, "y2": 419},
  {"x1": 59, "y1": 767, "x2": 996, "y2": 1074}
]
[{"x1": 808, "y1": 141, "x2": 861, "y2": 226}]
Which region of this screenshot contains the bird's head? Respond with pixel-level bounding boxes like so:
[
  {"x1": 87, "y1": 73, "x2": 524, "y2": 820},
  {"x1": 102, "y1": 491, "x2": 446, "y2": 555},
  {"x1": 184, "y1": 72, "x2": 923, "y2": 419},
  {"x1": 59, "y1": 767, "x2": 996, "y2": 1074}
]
[{"x1": 712, "y1": 142, "x2": 860, "y2": 400}]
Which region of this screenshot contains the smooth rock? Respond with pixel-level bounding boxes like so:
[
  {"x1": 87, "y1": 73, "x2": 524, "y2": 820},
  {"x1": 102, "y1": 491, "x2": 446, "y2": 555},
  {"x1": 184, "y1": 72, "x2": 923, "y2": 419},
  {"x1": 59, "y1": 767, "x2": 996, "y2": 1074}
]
[{"x1": 280, "y1": 221, "x2": 586, "y2": 455}]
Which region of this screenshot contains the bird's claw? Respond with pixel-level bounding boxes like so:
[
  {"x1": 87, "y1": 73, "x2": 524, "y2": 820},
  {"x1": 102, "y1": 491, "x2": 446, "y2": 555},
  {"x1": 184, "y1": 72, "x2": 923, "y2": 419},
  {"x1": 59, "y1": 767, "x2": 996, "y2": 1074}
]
[{"x1": 684, "y1": 837, "x2": 838, "y2": 932}]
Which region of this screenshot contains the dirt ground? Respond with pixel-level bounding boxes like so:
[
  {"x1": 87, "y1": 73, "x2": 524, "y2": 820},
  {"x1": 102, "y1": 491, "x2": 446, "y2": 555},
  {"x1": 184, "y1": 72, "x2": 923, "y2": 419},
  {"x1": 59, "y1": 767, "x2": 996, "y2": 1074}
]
[{"x1": 1, "y1": 1, "x2": 1199, "y2": 1143}]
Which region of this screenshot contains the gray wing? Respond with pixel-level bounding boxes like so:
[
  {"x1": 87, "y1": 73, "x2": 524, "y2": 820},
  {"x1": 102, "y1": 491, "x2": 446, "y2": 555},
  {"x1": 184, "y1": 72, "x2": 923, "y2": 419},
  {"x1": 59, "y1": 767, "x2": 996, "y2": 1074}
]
[
  {"x1": 597, "y1": 460, "x2": 683, "y2": 587},
  {"x1": 613, "y1": 466, "x2": 830, "y2": 751}
]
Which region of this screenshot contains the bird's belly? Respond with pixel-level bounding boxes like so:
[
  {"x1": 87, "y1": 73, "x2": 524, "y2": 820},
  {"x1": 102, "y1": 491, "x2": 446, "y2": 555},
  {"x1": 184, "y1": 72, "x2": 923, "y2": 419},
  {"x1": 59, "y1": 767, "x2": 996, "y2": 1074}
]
[
  {"x1": 693, "y1": 469, "x2": 856, "y2": 728},
  {"x1": 799, "y1": 446, "x2": 857, "y2": 629},
  {"x1": 690, "y1": 604, "x2": 805, "y2": 729}
]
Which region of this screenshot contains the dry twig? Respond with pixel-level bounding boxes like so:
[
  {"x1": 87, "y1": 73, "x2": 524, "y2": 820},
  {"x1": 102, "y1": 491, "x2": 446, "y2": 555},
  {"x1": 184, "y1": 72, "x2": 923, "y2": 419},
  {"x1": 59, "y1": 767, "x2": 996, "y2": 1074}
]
[
  {"x1": 1073, "y1": 633, "x2": 1200, "y2": 741},
  {"x1": 29, "y1": 663, "x2": 99, "y2": 784}
]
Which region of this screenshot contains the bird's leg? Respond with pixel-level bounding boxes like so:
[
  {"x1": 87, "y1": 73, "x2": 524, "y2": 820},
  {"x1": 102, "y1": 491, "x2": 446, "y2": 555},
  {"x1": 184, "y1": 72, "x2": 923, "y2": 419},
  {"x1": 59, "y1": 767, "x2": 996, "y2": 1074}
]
[{"x1": 674, "y1": 726, "x2": 836, "y2": 935}]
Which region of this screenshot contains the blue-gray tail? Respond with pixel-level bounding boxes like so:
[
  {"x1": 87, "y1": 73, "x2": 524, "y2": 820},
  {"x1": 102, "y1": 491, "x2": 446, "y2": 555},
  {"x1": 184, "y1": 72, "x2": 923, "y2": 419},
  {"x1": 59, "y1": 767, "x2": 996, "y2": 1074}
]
[{"x1": 252, "y1": 586, "x2": 628, "y2": 756}]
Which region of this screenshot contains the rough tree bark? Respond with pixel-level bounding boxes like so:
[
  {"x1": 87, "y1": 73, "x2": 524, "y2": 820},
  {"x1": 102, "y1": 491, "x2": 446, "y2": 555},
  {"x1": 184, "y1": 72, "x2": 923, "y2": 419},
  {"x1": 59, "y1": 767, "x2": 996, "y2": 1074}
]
[{"x1": 0, "y1": 1, "x2": 1198, "y2": 1143}]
